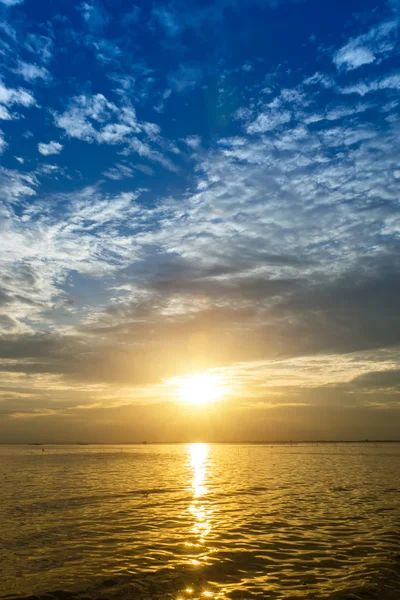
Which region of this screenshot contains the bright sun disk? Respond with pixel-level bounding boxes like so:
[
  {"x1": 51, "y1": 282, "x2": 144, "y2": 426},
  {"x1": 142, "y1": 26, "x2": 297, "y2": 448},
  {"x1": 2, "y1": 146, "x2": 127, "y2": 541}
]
[{"x1": 176, "y1": 373, "x2": 224, "y2": 405}]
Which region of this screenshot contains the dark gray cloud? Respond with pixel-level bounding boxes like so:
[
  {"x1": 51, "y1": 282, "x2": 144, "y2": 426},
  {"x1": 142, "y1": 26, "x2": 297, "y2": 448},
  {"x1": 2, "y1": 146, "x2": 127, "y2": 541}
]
[
  {"x1": 0, "y1": 287, "x2": 12, "y2": 306},
  {"x1": 0, "y1": 254, "x2": 399, "y2": 391},
  {"x1": 351, "y1": 369, "x2": 400, "y2": 390}
]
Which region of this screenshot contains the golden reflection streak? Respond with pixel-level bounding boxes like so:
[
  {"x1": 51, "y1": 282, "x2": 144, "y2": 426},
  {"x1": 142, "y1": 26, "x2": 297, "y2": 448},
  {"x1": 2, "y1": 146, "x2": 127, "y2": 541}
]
[
  {"x1": 186, "y1": 443, "x2": 212, "y2": 560},
  {"x1": 181, "y1": 445, "x2": 224, "y2": 599},
  {"x1": 191, "y1": 442, "x2": 208, "y2": 498}
]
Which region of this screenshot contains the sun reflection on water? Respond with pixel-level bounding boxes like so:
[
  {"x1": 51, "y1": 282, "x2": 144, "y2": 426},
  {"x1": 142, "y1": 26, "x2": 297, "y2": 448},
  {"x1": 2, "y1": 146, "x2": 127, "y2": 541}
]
[
  {"x1": 190, "y1": 442, "x2": 208, "y2": 498},
  {"x1": 180, "y1": 443, "x2": 221, "y2": 598},
  {"x1": 186, "y1": 443, "x2": 213, "y2": 554}
]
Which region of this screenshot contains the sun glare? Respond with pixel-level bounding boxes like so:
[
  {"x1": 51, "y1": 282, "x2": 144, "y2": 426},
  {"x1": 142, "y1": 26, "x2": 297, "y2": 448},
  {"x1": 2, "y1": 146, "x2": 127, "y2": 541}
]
[{"x1": 177, "y1": 373, "x2": 224, "y2": 405}]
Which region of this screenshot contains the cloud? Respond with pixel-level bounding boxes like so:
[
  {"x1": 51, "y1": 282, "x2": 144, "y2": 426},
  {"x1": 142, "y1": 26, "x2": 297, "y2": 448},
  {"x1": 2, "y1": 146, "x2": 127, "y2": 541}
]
[
  {"x1": 0, "y1": 20, "x2": 17, "y2": 39},
  {"x1": 0, "y1": 166, "x2": 37, "y2": 204},
  {"x1": 246, "y1": 108, "x2": 291, "y2": 133},
  {"x1": 54, "y1": 94, "x2": 120, "y2": 142},
  {"x1": 0, "y1": 181, "x2": 145, "y2": 339},
  {"x1": 14, "y1": 61, "x2": 51, "y2": 82},
  {"x1": 303, "y1": 72, "x2": 335, "y2": 88},
  {"x1": 351, "y1": 369, "x2": 400, "y2": 392},
  {"x1": 339, "y1": 72, "x2": 400, "y2": 95},
  {"x1": 91, "y1": 39, "x2": 121, "y2": 65},
  {"x1": 103, "y1": 163, "x2": 135, "y2": 180},
  {"x1": 184, "y1": 135, "x2": 201, "y2": 149},
  {"x1": 0, "y1": 105, "x2": 12, "y2": 120},
  {"x1": 334, "y1": 45, "x2": 376, "y2": 71},
  {"x1": 0, "y1": 82, "x2": 36, "y2": 108},
  {"x1": 38, "y1": 141, "x2": 63, "y2": 155},
  {"x1": 24, "y1": 34, "x2": 53, "y2": 64},
  {"x1": 0, "y1": 130, "x2": 6, "y2": 153},
  {"x1": 54, "y1": 93, "x2": 177, "y2": 169},
  {"x1": 333, "y1": 19, "x2": 398, "y2": 71},
  {"x1": 54, "y1": 94, "x2": 143, "y2": 144}
]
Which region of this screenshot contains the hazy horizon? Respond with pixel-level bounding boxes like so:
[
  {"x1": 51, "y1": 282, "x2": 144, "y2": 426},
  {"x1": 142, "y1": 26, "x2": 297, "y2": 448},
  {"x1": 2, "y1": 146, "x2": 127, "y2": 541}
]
[{"x1": 2, "y1": 440, "x2": 400, "y2": 446}]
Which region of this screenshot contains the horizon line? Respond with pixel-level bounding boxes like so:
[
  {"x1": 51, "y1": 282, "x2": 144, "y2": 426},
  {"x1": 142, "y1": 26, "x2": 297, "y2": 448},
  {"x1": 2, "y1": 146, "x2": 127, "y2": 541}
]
[{"x1": 1, "y1": 439, "x2": 400, "y2": 445}]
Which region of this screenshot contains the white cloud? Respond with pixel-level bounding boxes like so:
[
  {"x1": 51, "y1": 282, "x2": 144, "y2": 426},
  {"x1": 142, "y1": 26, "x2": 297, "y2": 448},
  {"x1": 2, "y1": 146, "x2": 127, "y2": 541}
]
[
  {"x1": 185, "y1": 135, "x2": 201, "y2": 149},
  {"x1": 14, "y1": 61, "x2": 50, "y2": 82},
  {"x1": 246, "y1": 109, "x2": 291, "y2": 133},
  {"x1": 0, "y1": 180, "x2": 145, "y2": 335},
  {"x1": 24, "y1": 34, "x2": 53, "y2": 64},
  {"x1": 97, "y1": 123, "x2": 133, "y2": 144},
  {"x1": 54, "y1": 94, "x2": 129, "y2": 142},
  {"x1": 54, "y1": 93, "x2": 177, "y2": 170},
  {"x1": 0, "y1": 130, "x2": 6, "y2": 154},
  {"x1": 0, "y1": 82, "x2": 35, "y2": 108},
  {"x1": 333, "y1": 19, "x2": 398, "y2": 71},
  {"x1": 103, "y1": 163, "x2": 135, "y2": 180},
  {"x1": 0, "y1": 20, "x2": 17, "y2": 39},
  {"x1": 15, "y1": 156, "x2": 24, "y2": 163},
  {"x1": 0, "y1": 167, "x2": 37, "y2": 204},
  {"x1": 38, "y1": 141, "x2": 63, "y2": 156},
  {"x1": 340, "y1": 73, "x2": 400, "y2": 96},
  {"x1": 134, "y1": 164, "x2": 154, "y2": 176},
  {"x1": 91, "y1": 39, "x2": 121, "y2": 65},
  {"x1": 303, "y1": 72, "x2": 326, "y2": 86},
  {"x1": 54, "y1": 94, "x2": 117, "y2": 142},
  {"x1": 0, "y1": 105, "x2": 11, "y2": 120},
  {"x1": 37, "y1": 164, "x2": 61, "y2": 177},
  {"x1": 338, "y1": 82, "x2": 371, "y2": 97},
  {"x1": 334, "y1": 45, "x2": 375, "y2": 71},
  {"x1": 128, "y1": 138, "x2": 179, "y2": 172}
]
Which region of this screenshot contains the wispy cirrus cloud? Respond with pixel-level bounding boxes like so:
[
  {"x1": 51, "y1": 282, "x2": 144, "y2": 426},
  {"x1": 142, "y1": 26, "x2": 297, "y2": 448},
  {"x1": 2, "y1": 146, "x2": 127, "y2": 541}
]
[
  {"x1": 24, "y1": 34, "x2": 53, "y2": 63},
  {"x1": 339, "y1": 72, "x2": 400, "y2": 95},
  {"x1": 0, "y1": 166, "x2": 37, "y2": 203}
]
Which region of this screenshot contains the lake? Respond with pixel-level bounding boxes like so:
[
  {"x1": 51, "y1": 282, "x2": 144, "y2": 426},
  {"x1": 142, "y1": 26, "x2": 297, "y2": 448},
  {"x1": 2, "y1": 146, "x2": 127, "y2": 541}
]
[{"x1": 1, "y1": 443, "x2": 399, "y2": 600}]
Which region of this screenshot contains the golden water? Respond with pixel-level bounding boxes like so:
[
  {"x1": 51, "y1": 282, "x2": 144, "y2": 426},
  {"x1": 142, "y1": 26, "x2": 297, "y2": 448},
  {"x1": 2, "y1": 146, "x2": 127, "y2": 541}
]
[{"x1": 1, "y1": 443, "x2": 400, "y2": 599}]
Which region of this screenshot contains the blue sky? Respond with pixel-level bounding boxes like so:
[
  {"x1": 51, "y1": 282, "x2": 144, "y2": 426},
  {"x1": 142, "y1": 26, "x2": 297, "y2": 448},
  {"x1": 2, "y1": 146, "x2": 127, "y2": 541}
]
[{"x1": 0, "y1": 0, "x2": 400, "y2": 441}]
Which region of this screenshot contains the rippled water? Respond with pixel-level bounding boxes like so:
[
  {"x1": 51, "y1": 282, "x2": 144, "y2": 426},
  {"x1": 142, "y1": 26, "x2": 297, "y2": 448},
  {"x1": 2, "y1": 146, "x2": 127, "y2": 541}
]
[{"x1": 1, "y1": 443, "x2": 400, "y2": 600}]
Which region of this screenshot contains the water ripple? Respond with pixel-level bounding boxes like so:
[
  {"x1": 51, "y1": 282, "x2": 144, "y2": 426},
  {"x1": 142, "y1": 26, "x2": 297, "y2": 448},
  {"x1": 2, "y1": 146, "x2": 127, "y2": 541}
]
[{"x1": 1, "y1": 443, "x2": 400, "y2": 600}]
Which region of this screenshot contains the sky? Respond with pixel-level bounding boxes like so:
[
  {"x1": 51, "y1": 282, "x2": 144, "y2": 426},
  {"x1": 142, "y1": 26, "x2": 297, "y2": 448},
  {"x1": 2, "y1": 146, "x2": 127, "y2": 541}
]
[{"x1": 0, "y1": 0, "x2": 399, "y2": 443}]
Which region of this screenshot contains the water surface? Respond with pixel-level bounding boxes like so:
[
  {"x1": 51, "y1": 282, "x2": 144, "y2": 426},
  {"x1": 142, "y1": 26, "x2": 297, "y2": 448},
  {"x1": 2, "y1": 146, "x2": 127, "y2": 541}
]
[{"x1": 1, "y1": 443, "x2": 400, "y2": 600}]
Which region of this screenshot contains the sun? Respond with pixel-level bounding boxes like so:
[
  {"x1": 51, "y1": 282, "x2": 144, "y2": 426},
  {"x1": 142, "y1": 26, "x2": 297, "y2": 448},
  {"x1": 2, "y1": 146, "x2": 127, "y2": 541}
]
[{"x1": 176, "y1": 373, "x2": 224, "y2": 405}]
